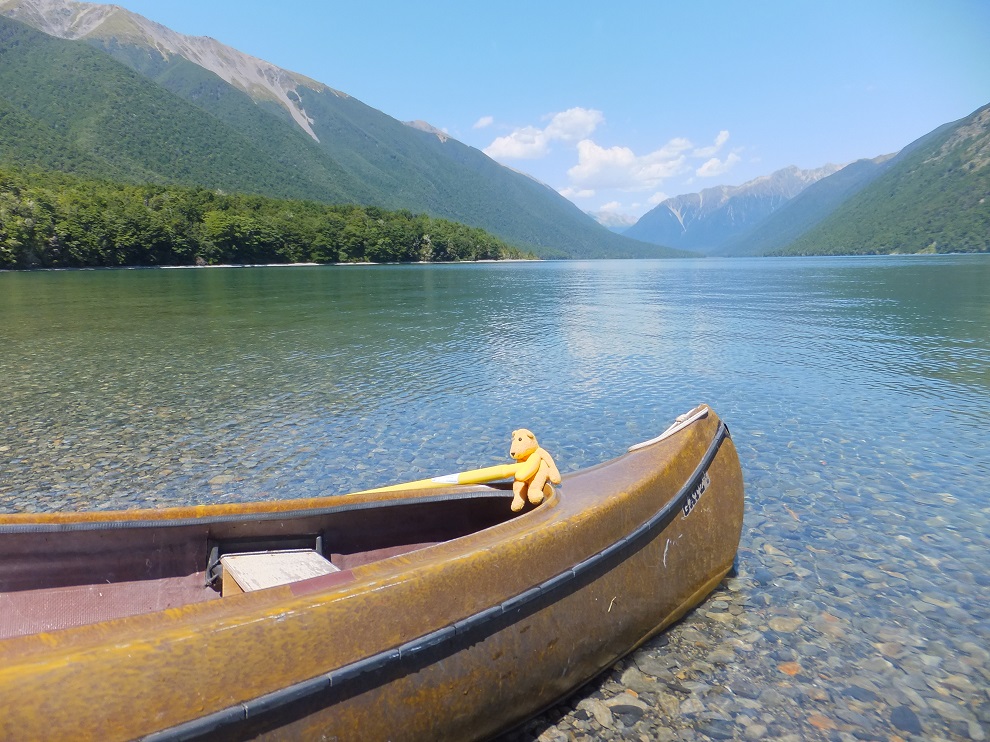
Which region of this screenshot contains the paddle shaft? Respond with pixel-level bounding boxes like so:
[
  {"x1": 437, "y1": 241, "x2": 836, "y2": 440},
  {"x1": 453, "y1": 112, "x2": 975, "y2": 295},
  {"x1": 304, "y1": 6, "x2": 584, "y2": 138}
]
[{"x1": 355, "y1": 463, "x2": 521, "y2": 494}]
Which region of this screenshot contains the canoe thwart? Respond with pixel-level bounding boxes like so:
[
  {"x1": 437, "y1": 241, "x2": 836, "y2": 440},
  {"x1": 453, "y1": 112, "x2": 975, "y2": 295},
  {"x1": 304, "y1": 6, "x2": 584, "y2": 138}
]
[
  {"x1": 220, "y1": 550, "x2": 339, "y2": 596},
  {"x1": 206, "y1": 533, "x2": 326, "y2": 590}
]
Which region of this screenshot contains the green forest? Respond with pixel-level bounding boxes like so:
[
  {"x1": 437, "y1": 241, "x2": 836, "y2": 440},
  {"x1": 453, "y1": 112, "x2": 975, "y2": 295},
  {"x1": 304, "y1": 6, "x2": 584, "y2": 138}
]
[{"x1": 0, "y1": 168, "x2": 533, "y2": 269}]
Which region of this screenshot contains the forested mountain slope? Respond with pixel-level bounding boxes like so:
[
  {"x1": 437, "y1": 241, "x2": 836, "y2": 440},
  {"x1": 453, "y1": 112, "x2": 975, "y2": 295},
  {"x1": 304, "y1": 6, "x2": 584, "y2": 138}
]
[
  {"x1": 0, "y1": 167, "x2": 531, "y2": 268},
  {"x1": 0, "y1": 5, "x2": 674, "y2": 258},
  {"x1": 777, "y1": 104, "x2": 990, "y2": 255}
]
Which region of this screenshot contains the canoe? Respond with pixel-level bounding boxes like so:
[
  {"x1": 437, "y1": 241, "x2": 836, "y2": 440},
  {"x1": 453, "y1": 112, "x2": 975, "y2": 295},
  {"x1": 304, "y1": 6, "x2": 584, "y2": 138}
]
[{"x1": 0, "y1": 404, "x2": 744, "y2": 741}]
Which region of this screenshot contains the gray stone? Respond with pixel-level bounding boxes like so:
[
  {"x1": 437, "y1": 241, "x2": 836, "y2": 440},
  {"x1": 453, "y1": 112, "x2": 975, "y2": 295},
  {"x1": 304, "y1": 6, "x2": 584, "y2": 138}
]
[
  {"x1": 679, "y1": 628, "x2": 709, "y2": 645},
  {"x1": 890, "y1": 705, "x2": 922, "y2": 735},
  {"x1": 609, "y1": 703, "x2": 646, "y2": 724},
  {"x1": 697, "y1": 719, "x2": 737, "y2": 740},
  {"x1": 633, "y1": 653, "x2": 673, "y2": 679},
  {"x1": 768, "y1": 616, "x2": 803, "y2": 632},
  {"x1": 744, "y1": 724, "x2": 768, "y2": 740},
  {"x1": 679, "y1": 697, "x2": 704, "y2": 715},
  {"x1": 708, "y1": 648, "x2": 735, "y2": 665},
  {"x1": 655, "y1": 692, "x2": 681, "y2": 716},
  {"x1": 945, "y1": 674, "x2": 979, "y2": 693},
  {"x1": 604, "y1": 695, "x2": 650, "y2": 712},
  {"x1": 835, "y1": 708, "x2": 873, "y2": 727},
  {"x1": 843, "y1": 685, "x2": 879, "y2": 702},
  {"x1": 576, "y1": 699, "x2": 614, "y2": 729},
  {"x1": 619, "y1": 667, "x2": 657, "y2": 696},
  {"x1": 726, "y1": 679, "x2": 762, "y2": 700},
  {"x1": 757, "y1": 688, "x2": 787, "y2": 706},
  {"x1": 930, "y1": 697, "x2": 977, "y2": 723}
]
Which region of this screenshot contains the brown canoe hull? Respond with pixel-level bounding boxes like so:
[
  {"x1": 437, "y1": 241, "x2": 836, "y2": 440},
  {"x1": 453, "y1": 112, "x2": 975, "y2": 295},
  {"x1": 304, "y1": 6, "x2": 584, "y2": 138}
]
[{"x1": 0, "y1": 407, "x2": 743, "y2": 741}]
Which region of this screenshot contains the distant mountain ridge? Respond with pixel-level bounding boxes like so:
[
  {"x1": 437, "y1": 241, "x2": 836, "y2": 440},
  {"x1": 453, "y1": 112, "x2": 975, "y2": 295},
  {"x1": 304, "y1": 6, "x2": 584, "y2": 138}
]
[
  {"x1": 776, "y1": 103, "x2": 990, "y2": 255},
  {"x1": 625, "y1": 99, "x2": 989, "y2": 256},
  {"x1": 625, "y1": 164, "x2": 844, "y2": 252},
  {"x1": 718, "y1": 155, "x2": 896, "y2": 256},
  {"x1": 587, "y1": 209, "x2": 638, "y2": 233},
  {"x1": 0, "y1": 0, "x2": 672, "y2": 258}
]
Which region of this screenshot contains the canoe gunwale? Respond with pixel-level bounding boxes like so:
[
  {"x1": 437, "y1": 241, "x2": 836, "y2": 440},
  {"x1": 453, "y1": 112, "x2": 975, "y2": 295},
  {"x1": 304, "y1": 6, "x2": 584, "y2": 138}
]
[
  {"x1": 142, "y1": 420, "x2": 734, "y2": 742},
  {"x1": 0, "y1": 487, "x2": 515, "y2": 535}
]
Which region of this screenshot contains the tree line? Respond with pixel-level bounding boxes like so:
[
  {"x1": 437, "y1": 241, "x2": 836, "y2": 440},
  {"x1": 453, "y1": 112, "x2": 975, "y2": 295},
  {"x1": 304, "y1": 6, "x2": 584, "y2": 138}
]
[{"x1": 0, "y1": 168, "x2": 533, "y2": 269}]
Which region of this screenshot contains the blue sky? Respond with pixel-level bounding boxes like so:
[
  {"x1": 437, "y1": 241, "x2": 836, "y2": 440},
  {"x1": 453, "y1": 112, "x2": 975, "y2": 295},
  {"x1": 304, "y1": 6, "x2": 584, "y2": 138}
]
[{"x1": 106, "y1": 0, "x2": 989, "y2": 222}]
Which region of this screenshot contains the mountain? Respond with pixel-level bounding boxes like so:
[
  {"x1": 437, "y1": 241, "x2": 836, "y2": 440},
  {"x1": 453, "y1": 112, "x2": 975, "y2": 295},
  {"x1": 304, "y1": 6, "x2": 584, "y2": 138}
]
[
  {"x1": 775, "y1": 103, "x2": 990, "y2": 255},
  {"x1": 680, "y1": 105, "x2": 989, "y2": 257},
  {"x1": 717, "y1": 155, "x2": 896, "y2": 256},
  {"x1": 625, "y1": 164, "x2": 844, "y2": 252},
  {"x1": 588, "y1": 209, "x2": 637, "y2": 233},
  {"x1": 0, "y1": 10, "x2": 369, "y2": 201},
  {"x1": 0, "y1": 1, "x2": 672, "y2": 259}
]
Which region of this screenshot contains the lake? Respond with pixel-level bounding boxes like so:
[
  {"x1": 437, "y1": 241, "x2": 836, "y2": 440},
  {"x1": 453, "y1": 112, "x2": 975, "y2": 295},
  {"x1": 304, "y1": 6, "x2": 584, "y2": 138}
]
[{"x1": 1, "y1": 256, "x2": 988, "y2": 740}]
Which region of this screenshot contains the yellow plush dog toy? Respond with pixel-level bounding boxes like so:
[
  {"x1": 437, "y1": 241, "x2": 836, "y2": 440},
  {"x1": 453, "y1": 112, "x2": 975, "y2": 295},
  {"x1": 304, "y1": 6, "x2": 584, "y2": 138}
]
[{"x1": 509, "y1": 429, "x2": 562, "y2": 512}]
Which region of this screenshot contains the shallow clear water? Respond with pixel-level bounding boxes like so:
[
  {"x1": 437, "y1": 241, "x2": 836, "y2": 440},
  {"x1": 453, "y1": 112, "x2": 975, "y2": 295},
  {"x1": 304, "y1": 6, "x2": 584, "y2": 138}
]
[{"x1": 1, "y1": 256, "x2": 988, "y2": 739}]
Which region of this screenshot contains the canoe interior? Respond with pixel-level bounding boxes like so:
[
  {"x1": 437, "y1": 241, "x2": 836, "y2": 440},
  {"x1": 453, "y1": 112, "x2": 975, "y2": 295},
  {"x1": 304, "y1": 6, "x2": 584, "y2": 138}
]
[{"x1": 0, "y1": 490, "x2": 519, "y2": 639}]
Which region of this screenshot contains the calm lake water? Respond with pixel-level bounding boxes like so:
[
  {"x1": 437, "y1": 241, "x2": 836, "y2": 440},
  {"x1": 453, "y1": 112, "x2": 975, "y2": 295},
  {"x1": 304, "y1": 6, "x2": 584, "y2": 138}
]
[{"x1": 2, "y1": 256, "x2": 988, "y2": 739}]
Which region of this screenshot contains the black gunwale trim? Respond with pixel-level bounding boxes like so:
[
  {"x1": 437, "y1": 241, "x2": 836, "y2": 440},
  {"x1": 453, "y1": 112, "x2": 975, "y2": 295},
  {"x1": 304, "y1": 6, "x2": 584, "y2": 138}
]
[
  {"x1": 142, "y1": 421, "x2": 730, "y2": 742},
  {"x1": 0, "y1": 489, "x2": 514, "y2": 535}
]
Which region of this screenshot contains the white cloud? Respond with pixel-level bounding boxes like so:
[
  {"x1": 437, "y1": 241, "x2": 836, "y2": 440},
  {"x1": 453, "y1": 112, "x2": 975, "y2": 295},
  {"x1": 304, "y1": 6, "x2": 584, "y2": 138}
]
[
  {"x1": 598, "y1": 200, "x2": 625, "y2": 214},
  {"x1": 484, "y1": 107, "x2": 604, "y2": 160},
  {"x1": 543, "y1": 107, "x2": 604, "y2": 142},
  {"x1": 485, "y1": 110, "x2": 741, "y2": 200},
  {"x1": 693, "y1": 130, "x2": 730, "y2": 158},
  {"x1": 567, "y1": 137, "x2": 693, "y2": 191},
  {"x1": 484, "y1": 125, "x2": 548, "y2": 159},
  {"x1": 696, "y1": 152, "x2": 742, "y2": 178}
]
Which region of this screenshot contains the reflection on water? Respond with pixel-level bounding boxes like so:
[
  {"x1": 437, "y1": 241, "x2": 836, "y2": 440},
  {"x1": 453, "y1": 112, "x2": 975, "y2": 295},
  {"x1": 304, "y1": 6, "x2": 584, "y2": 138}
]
[{"x1": 1, "y1": 255, "x2": 989, "y2": 739}]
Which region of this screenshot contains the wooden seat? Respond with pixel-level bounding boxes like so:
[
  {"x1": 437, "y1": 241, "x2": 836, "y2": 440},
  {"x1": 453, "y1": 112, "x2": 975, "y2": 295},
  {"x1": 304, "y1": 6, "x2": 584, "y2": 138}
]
[{"x1": 220, "y1": 549, "x2": 339, "y2": 596}]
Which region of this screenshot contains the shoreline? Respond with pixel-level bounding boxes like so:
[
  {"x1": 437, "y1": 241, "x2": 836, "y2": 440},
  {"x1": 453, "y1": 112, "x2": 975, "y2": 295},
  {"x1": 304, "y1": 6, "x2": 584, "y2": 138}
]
[
  {"x1": 4, "y1": 252, "x2": 985, "y2": 274},
  {"x1": 0, "y1": 258, "x2": 543, "y2": 273}
]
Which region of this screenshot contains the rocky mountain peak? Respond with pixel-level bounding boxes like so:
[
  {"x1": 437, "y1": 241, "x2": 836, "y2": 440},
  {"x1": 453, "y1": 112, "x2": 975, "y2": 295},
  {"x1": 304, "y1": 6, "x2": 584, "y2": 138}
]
[
  {"x1": 624, "y1": 163, "x2": 847, "y2": 251},
  {"x1": 404, "y1": 120, "x2": 450, "y2": 143},
  {"x1": 0, "y1": 0, "x2": 338, "y2": 142},
  {"x1": 927, "y1": 105, "x2": 990, "y2": 170},
  {"x1": 0, "y1": 0, "x2": 113, "y2": 36}
]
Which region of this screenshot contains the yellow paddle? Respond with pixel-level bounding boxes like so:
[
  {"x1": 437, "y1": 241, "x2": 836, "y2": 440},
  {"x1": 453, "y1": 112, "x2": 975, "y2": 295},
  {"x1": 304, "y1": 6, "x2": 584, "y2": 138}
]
[{"x1": 354, "y1": 462, "x2": 522, "y2": 494}]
